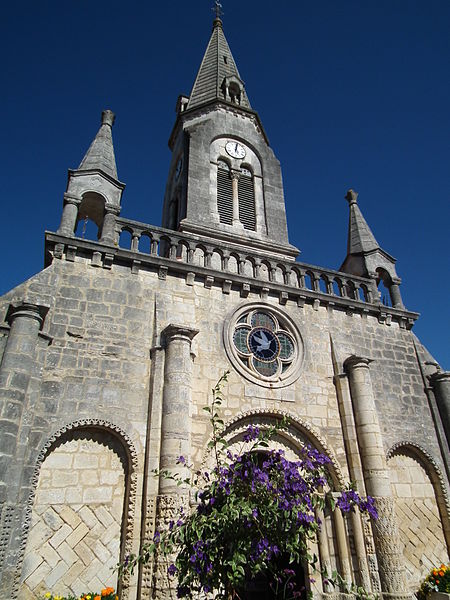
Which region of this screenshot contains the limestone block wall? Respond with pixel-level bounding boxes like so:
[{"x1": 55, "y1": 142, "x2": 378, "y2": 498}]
[{"x1": 0, "y1": 251, "x2": 448, "y2": 598}]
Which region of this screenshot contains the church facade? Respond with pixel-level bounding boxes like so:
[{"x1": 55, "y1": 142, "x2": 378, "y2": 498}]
[{"x1": 0, "y1": 13, "x2": 448, "y2": 600}]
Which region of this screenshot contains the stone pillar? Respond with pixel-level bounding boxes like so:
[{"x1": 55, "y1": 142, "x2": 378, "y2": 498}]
[
  {"x1": 57, "y1": 193, "x2": 80, "y2": 236},
  {"x1": 350, "y1": 509, "x2": 373, "y2": 591},
  {"x1": 100, "y1": 204, "x2": 120, "y2": 245},
  {"x1": 344, "y1": 356, "x2": 410, "y2": 599},
  {"x1": 159, "y1": 324, "x2": 198, "y2": 493},
  {"x1": 389, "y1": 278, "x2": 404, "y2": 309},
  {"x1": 333, "y1": 506, "x2": 353, "y2": 585},
  {"x1": 315, "y1": 506, "x2": 331, "y2": 592},
  {"x1": 0, "y1": 302, "x2": 48, "y2": 597},
  {"x1": 429, "y1": 370, "x2": 450, "y2": 445},
  {"x1": 153, "y1": 324, "x2": 198, "y2": 599}
]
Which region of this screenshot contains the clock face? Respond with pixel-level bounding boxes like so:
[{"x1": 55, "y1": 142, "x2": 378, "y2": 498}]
[
  {"x1": 248, "y1": 327, "x2": 280, "y2": 362},
  {"x1": 225, "y1": 141, "x2": 246, "y2": 159}
]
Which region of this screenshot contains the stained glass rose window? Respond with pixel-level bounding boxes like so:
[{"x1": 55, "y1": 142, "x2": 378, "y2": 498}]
[{"x1": 224, "y1": 304, "x2": 304, "y2": 387}]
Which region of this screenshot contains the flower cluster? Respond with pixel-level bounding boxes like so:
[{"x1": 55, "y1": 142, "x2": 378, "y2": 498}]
[
  {"x1": 417, "y1": 563, "x2": 450, "y2": 599},
  {"x1": 42, "y1": 587, "x2": 117, "y2": 600}
]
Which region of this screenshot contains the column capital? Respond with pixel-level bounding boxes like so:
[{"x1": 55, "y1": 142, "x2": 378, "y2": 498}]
[
  {"x1": 162, "y1": 324, "x2": 199, "y2": 345},
  {"x1": 63, "y1": 193, "x2": 81, "y2": 206},
  {"x1": 6, "y1": 302, "x2": 49, "y2": 329},
  {"x1": 344, "y1": 355, "x2": 373, "y2": 372},
  {"x1": 104, "y1": 203, "x2": 121, "y2": 216}
]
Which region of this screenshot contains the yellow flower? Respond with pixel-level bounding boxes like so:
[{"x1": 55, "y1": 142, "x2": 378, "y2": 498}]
[{"x1": 45, "y1": 594, "x2": 52, "y2": 599}]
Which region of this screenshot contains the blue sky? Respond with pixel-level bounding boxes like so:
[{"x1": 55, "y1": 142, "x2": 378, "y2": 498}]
[{"x1": 1, "y1": 1, "x2": 449, "y2": 367}]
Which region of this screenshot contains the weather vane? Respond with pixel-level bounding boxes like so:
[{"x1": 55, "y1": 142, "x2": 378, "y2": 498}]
[{"x1": 212, "y1": 0, "x2": 223, "y2": 20}]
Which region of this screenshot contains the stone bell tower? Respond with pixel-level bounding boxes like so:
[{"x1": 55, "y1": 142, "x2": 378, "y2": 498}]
[{"x1": 161, "y1": 13, "x2": 299, "y2": 261}]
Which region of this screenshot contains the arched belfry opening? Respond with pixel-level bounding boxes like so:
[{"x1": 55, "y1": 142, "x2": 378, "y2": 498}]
[
  {"x1": 211, "y1": 138, "x2": 262, "y2": 234},
  {"x1": 75, "y1": 191, "x2": 106, "y2": 240}
]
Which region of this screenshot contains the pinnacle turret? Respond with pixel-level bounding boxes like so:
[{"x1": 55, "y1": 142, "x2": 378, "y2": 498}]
[
  {"x1": 78, "y1": 109, "x2": 118, "y2": 179},
  {"x1": 345, "y1": 189, "x2": 380, "y2": 254},
  {"x1": 340, "y1": 189, "x2": 404, "y2": 308}
]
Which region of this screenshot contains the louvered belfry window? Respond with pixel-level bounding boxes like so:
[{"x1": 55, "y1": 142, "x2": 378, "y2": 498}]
[
  {"x1": 217, "y1": 160, "x2": 233, "y2": 225},
  {"x1": 238, "y1": 167, "x2": 256, "y2": 230}
]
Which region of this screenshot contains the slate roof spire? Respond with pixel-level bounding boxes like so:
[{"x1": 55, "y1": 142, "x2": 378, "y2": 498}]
[
  {"x1": 345, "y1": 189, "x2": 380, "y2": 254},
  {"x1": 186, "y1": 9, "x2": 251, "y2": 111},
  {"x1": 78, "y1": 109, "x2": 118, "y2": 179}
]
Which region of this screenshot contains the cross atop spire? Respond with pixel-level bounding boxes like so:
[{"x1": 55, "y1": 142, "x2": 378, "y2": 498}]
[{"x1": 212, "y1": 0, "x2": 223, "y2": 22}]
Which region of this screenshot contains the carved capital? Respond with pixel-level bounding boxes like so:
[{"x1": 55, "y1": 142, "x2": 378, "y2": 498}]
[
  {"x1": 162, "y1": 324, "x2": 199, "y2": 346},
  {"x1": 344, "y1": 355, "x2": 373, "y2": 372},
  {"x1": 6, "y1": 302, "x2": 49, "y2": 329}
]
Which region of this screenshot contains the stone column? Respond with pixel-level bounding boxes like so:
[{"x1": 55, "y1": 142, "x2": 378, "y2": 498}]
[
  {"x1": 100, "y1": 204, "x2": 120, "y2": 245},
  {"x1": 389, "y1": 278, "x2": 404, "y2": 309},
  {"x1": 344, "y1": 356, "x2": 410, "y2": 599},
  {"x1": 0, "y1": 302, "x2": 48, "y2": 597},
  {"x1": 315, "y1": 506, "x2": 331, "y2": 592},
  {"x1": 429, "y1": 370, "x2": 450, "y2": 445},
  {"x1": 57, "y1": 193, "x2": 80, "y2": 236},
  {"x1": 153, "y1": 324, "x2": 198, "y2": 599},
  {"x1": 333, "y1": 506, "x2": 353, "y2": 585},
  {"x1": 159, "y1": 324, "x2": 198, "y2": 492}
]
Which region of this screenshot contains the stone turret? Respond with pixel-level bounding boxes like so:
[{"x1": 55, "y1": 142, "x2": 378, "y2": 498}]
[
  {"x1": 57, "y1": 110, "x2": 125, "y2": 244},
  {"x1": 340, "y1": 189, "x2": 404, "y2": 308}
]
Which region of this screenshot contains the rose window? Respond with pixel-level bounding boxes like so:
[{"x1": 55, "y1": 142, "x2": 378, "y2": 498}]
[{"x1": 225, "y1": 305, "x2": 303, "y2": 387}]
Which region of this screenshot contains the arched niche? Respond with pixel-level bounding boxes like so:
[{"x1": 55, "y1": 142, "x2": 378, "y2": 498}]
[
  {"x1": 387, "y1": 442, "x2": 450, "y2": 592},
  {"x1": 20, "y1": 424, "x2": 136, "y2": 599}
]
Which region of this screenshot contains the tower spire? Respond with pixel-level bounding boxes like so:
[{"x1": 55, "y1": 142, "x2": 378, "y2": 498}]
[
  {"x1": 78, "y1": 109, "x2": 118, "y2": 179},
  {"x1": 186, "y1": 5, "x2": 251, "y2": 111},
  {"x1": 345, "y1": 189, "x2": 380, "y2": 255}
]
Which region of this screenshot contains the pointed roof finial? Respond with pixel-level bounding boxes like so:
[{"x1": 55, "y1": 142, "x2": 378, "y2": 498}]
[
  {"x1": 78, "y1": 109, "x2": 118, "y2": 179},
  {"x1": 345, "y1": 188, "x2": 358, "y2": 206},
  {"x1": 212, "y1": 0, "x2": 223, "y2": 28}
]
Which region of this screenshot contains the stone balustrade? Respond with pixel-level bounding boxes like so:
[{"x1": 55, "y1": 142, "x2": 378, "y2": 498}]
[
  {"x1": 115, "y1": 218, "x2": 374, "y2": 299},
  {"x1": 45, "y1": 216, "x2": 419, "y2": 329}
]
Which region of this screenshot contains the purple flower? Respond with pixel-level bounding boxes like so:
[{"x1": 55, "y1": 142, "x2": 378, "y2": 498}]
[
  {"x1": 178, "y1": 455, "x2": 186, "y2": 465},
  {"x1": 153, "y1": 530, "x2": 160, "y2": 543},
  {"x1": 168, "y1": 563, "x2": 177, "y2": 576},
  {"x1": 252, "y1": 508, "x2": 258, "y2": 519},
  {"x1": 243, "y1": 425, "x2": 260, "y2": 442}
]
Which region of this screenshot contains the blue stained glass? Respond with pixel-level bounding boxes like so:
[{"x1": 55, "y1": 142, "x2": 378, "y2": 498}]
[
  {"x1": 278, "y1": 332, "x2": 294, "y2": 360},
  {"x1": 233, "y1": 327, "x2": 251, "y2": 354}
]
